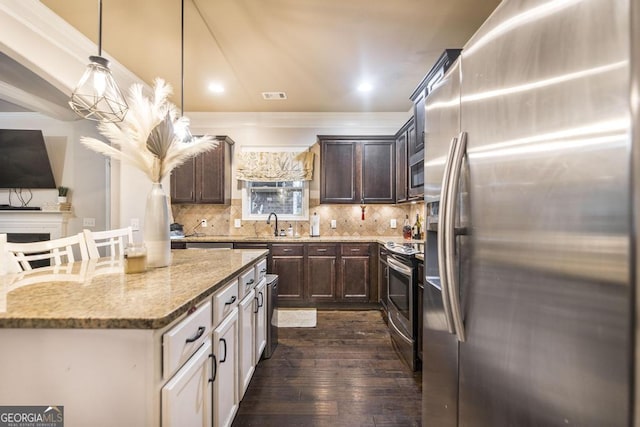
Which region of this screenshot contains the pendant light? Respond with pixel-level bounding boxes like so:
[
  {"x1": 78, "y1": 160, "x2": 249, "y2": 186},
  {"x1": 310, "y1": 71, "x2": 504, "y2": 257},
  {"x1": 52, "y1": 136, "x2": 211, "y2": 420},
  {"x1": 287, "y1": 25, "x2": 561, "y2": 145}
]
[
  {"x1": 173, "y1": 0, "x2": 193, "y2": 142},
  {"x1": 69, "y1": 0, "x2": 128, "y2": 123}
]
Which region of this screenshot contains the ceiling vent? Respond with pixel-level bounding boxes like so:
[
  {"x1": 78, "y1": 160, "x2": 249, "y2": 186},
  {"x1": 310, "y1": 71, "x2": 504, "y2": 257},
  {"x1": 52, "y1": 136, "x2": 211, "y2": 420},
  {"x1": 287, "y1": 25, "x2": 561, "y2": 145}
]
[{"x1": 262, "y1": 92, "x2": 287, "y2": 100}]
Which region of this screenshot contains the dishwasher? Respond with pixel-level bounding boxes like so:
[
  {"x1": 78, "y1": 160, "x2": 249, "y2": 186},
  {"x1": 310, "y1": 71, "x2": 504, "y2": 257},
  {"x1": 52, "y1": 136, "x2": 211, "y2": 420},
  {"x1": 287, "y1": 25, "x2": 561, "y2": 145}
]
[{"x1": 263, "y1": 274, "x2": 279, "y2": 359}]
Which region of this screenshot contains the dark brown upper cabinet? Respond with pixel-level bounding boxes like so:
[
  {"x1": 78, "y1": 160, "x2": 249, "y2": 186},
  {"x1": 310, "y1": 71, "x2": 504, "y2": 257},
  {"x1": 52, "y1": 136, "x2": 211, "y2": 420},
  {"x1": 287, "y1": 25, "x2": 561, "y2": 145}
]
[
  {"x1": 170, "y1": 136, "x2": 234, "y2": 204},
  {"x1": 395, "y1": 117, "x2": 415, "y2": 203},
  {"x1": 407, "y1": 49, "x2": 462, "y2": 202},
  {"x1": 319, "y1": 135, "x2": 395, "y2": 204}
]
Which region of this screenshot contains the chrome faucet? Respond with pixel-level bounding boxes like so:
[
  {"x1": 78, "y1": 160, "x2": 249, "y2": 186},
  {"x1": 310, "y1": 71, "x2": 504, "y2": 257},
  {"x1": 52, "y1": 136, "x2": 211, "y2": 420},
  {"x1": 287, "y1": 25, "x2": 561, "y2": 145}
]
[{"x1": 266, "y1": 212, "x2": 278, "y2": 237}]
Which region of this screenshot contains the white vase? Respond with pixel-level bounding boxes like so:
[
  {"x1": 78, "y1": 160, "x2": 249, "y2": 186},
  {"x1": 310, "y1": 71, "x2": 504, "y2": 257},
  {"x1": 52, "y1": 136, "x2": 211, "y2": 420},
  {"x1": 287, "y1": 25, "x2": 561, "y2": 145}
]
[{"x1": 144, "y1": 182, "x2": 171, "y2": 268}]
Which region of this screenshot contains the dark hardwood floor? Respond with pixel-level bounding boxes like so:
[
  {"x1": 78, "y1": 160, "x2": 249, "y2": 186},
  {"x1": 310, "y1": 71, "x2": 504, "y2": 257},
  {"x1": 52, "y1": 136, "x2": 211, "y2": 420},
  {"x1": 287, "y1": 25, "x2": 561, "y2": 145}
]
[{"x1": 232, "y1": 310, "x2": 422, "y2": 427}]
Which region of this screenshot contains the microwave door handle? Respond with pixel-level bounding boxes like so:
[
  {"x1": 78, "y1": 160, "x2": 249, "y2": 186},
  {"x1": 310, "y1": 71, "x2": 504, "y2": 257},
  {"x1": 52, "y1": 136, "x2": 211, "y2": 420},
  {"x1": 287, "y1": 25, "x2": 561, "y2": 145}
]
[
  {"x1": 445, "y1": 131, "x2": 468, "y2": 342},
  {"x1": 438, "y1": 136, "x2": 458, "y2": 335}
]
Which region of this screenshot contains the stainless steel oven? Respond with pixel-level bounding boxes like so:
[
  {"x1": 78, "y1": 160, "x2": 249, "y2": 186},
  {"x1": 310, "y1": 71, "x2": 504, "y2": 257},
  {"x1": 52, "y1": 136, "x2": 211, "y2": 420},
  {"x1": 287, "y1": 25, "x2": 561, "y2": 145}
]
[{"x1": 386, "y1": 247, "x2": 420, "y2": 371}]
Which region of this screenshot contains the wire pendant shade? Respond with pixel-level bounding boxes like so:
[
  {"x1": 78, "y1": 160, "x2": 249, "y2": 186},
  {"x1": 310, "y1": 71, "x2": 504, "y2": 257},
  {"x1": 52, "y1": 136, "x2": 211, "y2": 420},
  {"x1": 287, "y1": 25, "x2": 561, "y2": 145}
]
[
  {"x1": 69, "y1": 0, "x2": 128, "y2": 123},
  {"x1": 69, "y1": 55, "x2": 128, "y2": 122}
]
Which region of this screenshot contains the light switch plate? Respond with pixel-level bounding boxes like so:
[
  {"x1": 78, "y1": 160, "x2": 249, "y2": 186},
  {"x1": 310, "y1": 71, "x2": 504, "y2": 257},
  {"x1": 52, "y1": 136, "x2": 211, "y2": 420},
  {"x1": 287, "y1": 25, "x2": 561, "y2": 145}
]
[
  {"x1": 390, "y1": 219, "x2": 397, "y2": 228},
  {"x1": 234, "y1": 219, "x2": 242, "y2": 228},
  {"x1": 331, "y1": 219, "x2": 337, "y2": 229},
  {"x1": 83, "y1": 217, "x2": 96, "y2": 227},
  {"x1": 131, "y1": 218, "x2": 140, "y2": 231}
]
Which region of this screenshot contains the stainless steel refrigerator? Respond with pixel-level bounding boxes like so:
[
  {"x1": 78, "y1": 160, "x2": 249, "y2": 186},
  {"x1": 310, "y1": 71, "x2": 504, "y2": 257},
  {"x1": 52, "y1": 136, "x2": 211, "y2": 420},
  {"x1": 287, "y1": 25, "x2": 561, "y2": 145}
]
[{"x1": 422, "y1": 0, "x2": 634, "y2": 425}]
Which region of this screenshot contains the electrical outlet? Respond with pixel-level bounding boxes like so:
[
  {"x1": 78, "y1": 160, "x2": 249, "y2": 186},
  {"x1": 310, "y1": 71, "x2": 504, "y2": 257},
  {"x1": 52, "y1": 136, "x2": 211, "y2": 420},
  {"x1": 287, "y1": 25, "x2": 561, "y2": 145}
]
[
  {"x1": 390, "y1": 219, "x2": 397, "y2": 229},
  {"x1": 331, "y1": 219, "x2": 337, "y2": 229},
  {"x1": 83, "y1": 217, "x2": 96, "y2": 227},
  {"x1": 201, "y1": 219, "x2": 208, "y2": 228},
  {"x1": 131, "y1": 218, "x2": 140, "y2": 231},
  {"x1": 234, "y1": 219, "x2": 242, "y2": 228}
]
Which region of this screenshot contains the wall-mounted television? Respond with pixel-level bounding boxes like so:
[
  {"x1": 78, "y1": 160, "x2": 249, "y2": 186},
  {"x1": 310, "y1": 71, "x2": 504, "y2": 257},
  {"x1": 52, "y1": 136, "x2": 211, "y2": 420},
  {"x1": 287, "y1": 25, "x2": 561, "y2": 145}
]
[{"x1": 0, "y1": 129, "x2": 57, "y2": 189}]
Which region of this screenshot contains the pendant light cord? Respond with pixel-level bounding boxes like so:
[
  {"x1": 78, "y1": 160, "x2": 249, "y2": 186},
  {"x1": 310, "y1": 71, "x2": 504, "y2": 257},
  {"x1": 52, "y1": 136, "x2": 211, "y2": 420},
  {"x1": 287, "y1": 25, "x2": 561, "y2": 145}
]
[
  {"x1": 181, "y1": 0, "x2": 185, "y2": 117},
  {"x1": 97, "y1": 0, "x2": 103, "y2": 56}
]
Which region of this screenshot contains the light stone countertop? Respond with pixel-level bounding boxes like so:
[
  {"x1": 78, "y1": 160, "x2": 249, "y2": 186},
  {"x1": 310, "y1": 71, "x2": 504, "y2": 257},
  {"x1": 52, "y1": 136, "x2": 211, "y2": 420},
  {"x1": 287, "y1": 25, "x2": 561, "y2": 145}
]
[{"x1": 0, "y1": 249, "x2": 268, "y2": 329}]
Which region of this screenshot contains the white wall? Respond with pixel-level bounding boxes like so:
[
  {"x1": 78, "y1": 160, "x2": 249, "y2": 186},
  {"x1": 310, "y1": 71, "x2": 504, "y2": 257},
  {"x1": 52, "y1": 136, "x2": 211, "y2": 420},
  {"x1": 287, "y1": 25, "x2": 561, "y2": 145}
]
[{"x1": 0, "y1": 112, "x2": 108, "y2": 235}]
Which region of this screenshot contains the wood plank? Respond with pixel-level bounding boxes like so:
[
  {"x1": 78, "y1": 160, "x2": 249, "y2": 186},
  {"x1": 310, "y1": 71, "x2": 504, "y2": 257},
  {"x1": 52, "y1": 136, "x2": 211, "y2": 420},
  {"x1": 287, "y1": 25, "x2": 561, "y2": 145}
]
[{"x1": 232, "y1": 310, "x2": 421, "y2": 426}]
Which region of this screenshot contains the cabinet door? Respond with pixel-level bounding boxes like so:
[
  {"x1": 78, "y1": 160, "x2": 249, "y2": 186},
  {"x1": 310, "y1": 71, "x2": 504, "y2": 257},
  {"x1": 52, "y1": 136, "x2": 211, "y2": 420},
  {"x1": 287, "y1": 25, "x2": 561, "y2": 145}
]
[
  {"x1": 170, "y1": 157, "x2": 196, "y2": 203},
  {"x1": 238, "y1": 290, "x2": 255, "y2": 400},
  {"x1": 341, "y1": 256, "x2": 370, "y2": 301},
  {"x1": 339, "y1": 244, "x2": 371, "y2": 301},
  {"x1": 161, "y1": 339, "x2": 212, "y2": 427},
  {"x1": 270, "y1": 251, "x2": 304, "y2": 302},
  {"x1": 362, "y1": 140, "x2": 395, "y2": 203},
  {"x1": 198, "y1": 145, "x2": 225, "y2": 204},
  {"x1": 411, "y1": 93, "x2": 425, "y2": 156},
  {"x1": 395, "y1": 130, "x2": 408, "y2": 203},
  {"x1": 254, "y1": 279, "x2": 267, "y2": 363},
  {"x1": 213, "y1": 309, "x2": 239, "y2": 427},
  {"x1": 307, "y1": 256, "x2": 337, "y2": 301},
  {"x1": 320, "y1": 141, "x2": 357, "y2": 203}
]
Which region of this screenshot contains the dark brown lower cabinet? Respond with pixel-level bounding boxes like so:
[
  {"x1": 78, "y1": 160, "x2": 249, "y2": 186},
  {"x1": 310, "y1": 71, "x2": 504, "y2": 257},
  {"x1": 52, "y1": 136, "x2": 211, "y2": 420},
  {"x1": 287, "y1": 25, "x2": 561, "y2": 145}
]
[
  {"x1": 268, "y1": 242, "x2": 375, "y2": 307},
  {"x1": 339, "y1": 243, "x2": 370, "y2": 302},
  {"x1": 307, "y1": 244, "x2": 337, "y2": 301},
  {"x1": 270, "y1": 244, "x2": 304, "y2": 302}
]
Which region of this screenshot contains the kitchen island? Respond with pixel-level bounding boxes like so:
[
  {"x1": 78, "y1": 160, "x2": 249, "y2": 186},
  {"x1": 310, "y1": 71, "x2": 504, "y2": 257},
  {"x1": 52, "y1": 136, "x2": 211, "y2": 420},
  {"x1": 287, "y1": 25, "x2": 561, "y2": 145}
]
[{"x1": 0, "y1": 248, "x2": 268, "y2": 427}]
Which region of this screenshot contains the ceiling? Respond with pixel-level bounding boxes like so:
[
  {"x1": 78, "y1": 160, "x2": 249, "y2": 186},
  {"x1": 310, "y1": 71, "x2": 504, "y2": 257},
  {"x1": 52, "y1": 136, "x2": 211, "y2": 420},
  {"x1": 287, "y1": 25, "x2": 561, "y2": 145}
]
[{"x1": 30, "y1": 0, "x2": 499, "y2": 115}]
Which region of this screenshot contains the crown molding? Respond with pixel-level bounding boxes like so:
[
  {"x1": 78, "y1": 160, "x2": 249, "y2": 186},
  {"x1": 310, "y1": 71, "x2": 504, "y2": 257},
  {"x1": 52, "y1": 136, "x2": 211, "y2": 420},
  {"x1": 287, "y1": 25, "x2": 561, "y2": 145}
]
[{"x1": 188, "y1": 111, "x2": 411, "y2": 130}]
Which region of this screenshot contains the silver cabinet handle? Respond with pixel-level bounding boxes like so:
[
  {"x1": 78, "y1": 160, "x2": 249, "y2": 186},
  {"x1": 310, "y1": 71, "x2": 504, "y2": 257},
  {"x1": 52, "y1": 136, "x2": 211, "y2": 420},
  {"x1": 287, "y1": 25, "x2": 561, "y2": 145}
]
[
  {"x1": 445, "y1": 131, "x2": 467, "y2": 342},
  {"x1": 317, "y1": 248, "x2": 327, "y2": 252},
  {"x1": 438, "y1": 136, "x2": 458, "y2": 335}
]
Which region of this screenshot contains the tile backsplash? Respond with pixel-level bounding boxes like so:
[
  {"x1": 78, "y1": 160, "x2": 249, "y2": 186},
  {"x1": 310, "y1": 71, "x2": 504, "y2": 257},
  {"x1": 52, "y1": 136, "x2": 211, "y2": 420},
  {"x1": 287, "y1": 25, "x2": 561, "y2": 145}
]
[{"x1": 172, "y1": 199, "x2": 425, "y2": 238}]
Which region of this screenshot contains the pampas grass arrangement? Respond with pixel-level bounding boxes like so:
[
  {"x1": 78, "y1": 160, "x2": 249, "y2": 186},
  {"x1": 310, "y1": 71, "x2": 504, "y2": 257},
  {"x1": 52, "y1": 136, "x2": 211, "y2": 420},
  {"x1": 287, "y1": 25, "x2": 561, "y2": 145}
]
[{"x1": 80, "y1": 78, "x2": 218, "y2": 183}]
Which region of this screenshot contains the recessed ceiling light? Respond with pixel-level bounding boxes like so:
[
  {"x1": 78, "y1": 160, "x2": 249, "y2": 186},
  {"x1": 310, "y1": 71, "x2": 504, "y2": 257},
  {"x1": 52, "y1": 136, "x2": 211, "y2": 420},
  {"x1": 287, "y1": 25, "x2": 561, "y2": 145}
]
[
  {"x1": 208, "y1": 83, "x2": 225, "y2": 94},
  {"x1": 357, "y1": 82, "x2": 373, "y2": 92}
]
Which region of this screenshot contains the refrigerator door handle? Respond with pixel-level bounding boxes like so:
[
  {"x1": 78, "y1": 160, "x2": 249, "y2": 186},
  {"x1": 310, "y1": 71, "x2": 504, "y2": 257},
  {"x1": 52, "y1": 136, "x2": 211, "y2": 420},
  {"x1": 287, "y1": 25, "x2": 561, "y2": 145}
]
[
  {"x1": 445, "y1": 131, "x2": 468, "y2": 342},
  {"x1": 437, "y1": 135, "x2": 458, "y2": 335}
]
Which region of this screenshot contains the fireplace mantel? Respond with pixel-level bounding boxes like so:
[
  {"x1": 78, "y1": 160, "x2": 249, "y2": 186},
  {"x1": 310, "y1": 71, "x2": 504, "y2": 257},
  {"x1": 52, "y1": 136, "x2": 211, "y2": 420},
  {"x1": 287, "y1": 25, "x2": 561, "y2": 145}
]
[{"x1": 0, "y1": 211, "x2": 73, "y2": 239}]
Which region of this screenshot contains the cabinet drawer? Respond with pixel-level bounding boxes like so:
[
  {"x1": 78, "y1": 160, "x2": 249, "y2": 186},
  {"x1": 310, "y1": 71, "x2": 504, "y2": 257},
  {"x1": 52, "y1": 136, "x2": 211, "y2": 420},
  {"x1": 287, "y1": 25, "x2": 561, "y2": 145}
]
[
  {"x1": 341, "y1": 243, "x2": 370, "y2": 256},
  {"x1": 255, "y1": 258, "x2": 268, "y2": 283},
  {"x1": 213, "y1": 280, "x2": 239, "y2": 327},
  {"x1": 238, "y1": 267, "x2": 257, "y2": 299},
  {"x1": 271, "y1": 244, "x2": 304, "y2": 256},
  {"x1": 308, "y1": 244, "x2": 337, "y2": 256},
  {"x1": 163, "y1": 300, "x2": 212, "y2": 378}
]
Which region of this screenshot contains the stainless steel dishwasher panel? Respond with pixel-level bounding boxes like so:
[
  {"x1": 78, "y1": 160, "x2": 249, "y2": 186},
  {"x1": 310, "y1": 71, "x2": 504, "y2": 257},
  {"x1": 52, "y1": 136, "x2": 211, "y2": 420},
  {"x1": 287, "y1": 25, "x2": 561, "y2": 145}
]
[{"x1": 263, "y1": 274, "x2": 278, "y2": 359}]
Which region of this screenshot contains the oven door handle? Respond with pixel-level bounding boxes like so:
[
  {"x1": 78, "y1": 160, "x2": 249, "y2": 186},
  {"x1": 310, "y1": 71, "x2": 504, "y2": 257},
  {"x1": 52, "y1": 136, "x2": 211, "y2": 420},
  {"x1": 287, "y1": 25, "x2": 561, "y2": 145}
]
[
  {"x1": 444, "y1": 131, "x2": 467, "y2": 342},
  {"x1": 387, "y1": 256, "x2": 413, "y2": 277},
  {"x1": 438, "y1": 135, "x2": 458, "y2": 335}
]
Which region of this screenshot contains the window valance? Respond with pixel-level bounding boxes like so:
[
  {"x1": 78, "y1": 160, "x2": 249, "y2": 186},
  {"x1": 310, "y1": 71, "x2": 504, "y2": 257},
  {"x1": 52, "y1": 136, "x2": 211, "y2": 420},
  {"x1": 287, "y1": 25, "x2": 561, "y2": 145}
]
[{"x1": 236, "y1": 151, "x2": 314, "y2": 181}]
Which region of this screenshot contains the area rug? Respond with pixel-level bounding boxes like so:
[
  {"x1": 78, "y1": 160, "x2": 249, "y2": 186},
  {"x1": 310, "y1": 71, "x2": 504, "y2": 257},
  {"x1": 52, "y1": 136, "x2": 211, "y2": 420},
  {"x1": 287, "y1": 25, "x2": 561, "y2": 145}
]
[{"x1": 276, "y1": 308, "x2": 317, "y2": 328}]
